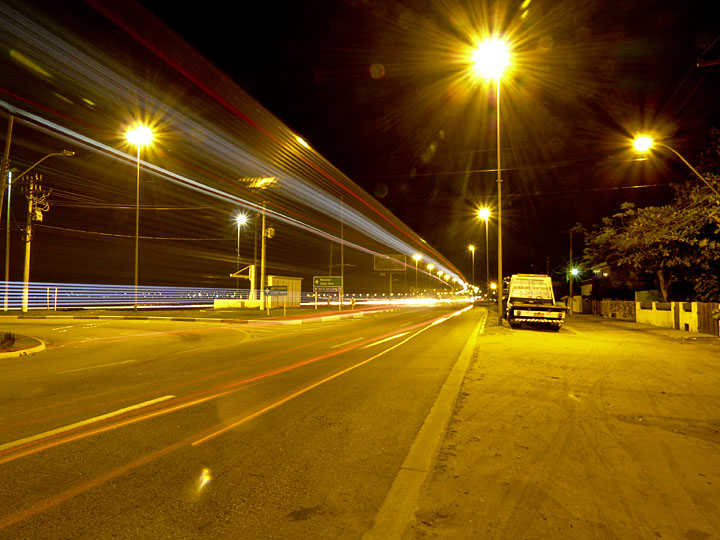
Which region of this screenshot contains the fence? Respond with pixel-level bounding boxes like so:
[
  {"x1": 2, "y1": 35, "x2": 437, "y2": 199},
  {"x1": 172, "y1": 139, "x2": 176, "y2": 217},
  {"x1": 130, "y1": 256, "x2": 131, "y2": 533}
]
[
  {"x1": 591, "y1": 299, "x2": 636, "y2": 321},
  {"x1": 636, "y1": 301, "x2": 719, "y2": 336}
]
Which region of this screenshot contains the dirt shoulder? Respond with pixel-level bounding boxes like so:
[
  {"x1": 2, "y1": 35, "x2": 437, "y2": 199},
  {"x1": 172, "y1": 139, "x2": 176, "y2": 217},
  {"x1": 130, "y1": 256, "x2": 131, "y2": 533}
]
[{"x1": 409, "y1": 314, "x2": 720, "y2": 539}]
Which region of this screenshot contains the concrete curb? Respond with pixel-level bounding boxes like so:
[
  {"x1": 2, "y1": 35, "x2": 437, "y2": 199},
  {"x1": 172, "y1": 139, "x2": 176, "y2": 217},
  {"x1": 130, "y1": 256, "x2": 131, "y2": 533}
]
[
  {"x1": 0, "y1": 336, "x2": 46, "y2": 359},
  {"x1": 10, "y1": 307, "x2": 402, "y2": 325},
  {"x1": 362, "y1": 309, "x2": 487, "y2": 540},
  {"x1": 1, "y1": 307, "x2": 404, "y2": 356}
]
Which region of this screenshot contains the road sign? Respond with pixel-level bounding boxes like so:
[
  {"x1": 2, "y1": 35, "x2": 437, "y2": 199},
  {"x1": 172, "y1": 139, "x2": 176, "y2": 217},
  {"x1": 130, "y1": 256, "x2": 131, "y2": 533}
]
[
  {"x1": 265, "y1": 285, "x2": 287, "y2": 296},
  {"x1": 313, "y1": 276, "x2": 342, "y2": 291}
]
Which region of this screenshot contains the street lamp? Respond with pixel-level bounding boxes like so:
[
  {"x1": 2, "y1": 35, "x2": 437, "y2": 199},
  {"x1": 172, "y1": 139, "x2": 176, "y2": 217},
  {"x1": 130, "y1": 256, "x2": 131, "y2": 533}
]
[
  {"x1": 125, "y1": 124, "x2": 153, "y2": 311},
  {"x1": 632, "y1": 135, "x2": 720, "y2": 198},
  {"x1": 1, "y1": 150, "x2": 75, "y2": 312},
  {"x1": 477, "y1": 207, "x2": 491, "y2": 294},
  {"x1": 412, "y1": 253, "x2": 421, "y2": 293},
  {"x1": 471, "y1": 38, "x2": 510, "y2": 325},
  {"x1": 426, "y1": 263, "x2": 434, "y2": 291},
  {"x1": 468, "y1": 245, "x2": 475, "y2": 289},
  {"x1": 235, "y1": 212, "x2": 249, "y2": 289}
]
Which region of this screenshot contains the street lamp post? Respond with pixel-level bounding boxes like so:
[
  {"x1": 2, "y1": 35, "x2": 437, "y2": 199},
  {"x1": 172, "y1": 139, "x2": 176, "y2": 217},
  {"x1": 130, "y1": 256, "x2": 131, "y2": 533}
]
[
  {"x1": 468, "y1": 245, "x2": 475, "y2": 289},
  {"x1": 471, "y1": 38, "x2": 510, "y2": 325},
  {"x1": 477, "y1": 207, "x2": 490, "y2": 294},
  {"x1": 426, "y1": 263, "x2": 434, "y2": 291},
  {"x1": 632, "y1": 136, "x2": 720, "y2": 198},
  {"x1": 412, "y1": 253, "x2": 421, "y2": 293},
  {"x1": 125, "y1": 125, "x2": 153, "y2": 312},
  {"x1": 235, "y1": 212, "x2": 248, "y2": 289},
  {"x1": 1, "y1": 150, "x2": 74, "y2": 312}
]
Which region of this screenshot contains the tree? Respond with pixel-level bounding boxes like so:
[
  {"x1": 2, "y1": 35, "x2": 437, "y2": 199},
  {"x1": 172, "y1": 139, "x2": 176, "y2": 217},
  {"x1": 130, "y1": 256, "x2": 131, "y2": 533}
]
[{"x1": 585, "y1": 179, "x2": 720, "y2": 302}]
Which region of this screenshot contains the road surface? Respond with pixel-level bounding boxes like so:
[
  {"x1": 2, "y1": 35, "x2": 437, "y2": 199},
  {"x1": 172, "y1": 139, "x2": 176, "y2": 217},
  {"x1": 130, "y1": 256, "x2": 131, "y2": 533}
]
[{"x1": 0, "y1": 305, "x2": 480, "y2": 539}]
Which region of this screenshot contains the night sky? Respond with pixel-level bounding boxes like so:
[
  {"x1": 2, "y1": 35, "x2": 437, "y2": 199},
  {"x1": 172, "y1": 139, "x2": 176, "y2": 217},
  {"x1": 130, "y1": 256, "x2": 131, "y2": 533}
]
[
  {"x1": 141, "y1": 0, "x2": 720, "y2": 275},
  {"x1": 1, "y1": 0, "x2": 719, "y2": 291}
]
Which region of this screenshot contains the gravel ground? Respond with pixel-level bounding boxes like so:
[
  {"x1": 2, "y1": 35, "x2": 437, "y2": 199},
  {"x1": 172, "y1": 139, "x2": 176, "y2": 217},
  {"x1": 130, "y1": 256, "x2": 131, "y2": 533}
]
[{"x1": 409, "y1": 314, "x2": 720, "y2": 540}]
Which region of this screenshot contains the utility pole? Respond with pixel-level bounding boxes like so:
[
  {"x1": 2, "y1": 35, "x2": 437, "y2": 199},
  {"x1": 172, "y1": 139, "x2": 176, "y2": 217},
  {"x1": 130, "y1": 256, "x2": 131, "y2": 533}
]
[
  {"x1": 564, "y1": 224, "x2": 585, "y2": 315},
  {"x1": 260, "y1": 203, "x2": 266, "y2": 311},
  {"x1": 0, "y1": 115, "x2": 13, "y2": 216},
  {"x1": 22, "y1": 174, "x2": 49, "y2": 312},
  {"x1": 340, "y1": 196, "x2": 344, "y2": 311}
]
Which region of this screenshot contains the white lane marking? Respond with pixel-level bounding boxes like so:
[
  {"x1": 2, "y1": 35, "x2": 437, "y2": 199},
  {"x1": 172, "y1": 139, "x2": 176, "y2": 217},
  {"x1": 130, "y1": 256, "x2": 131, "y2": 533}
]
[
  {"x1": 58, "y1": 359, "x2": 138, "y2": 374},
  {"x1": 361, "y1": 332, "x2": 408, "y2": 349},
  {"x1": 0, "y1": 395, "x2": 175, "y2": 453},
  {"x1": 330, "y1": 337, "x2": 365, "y2": 349}
]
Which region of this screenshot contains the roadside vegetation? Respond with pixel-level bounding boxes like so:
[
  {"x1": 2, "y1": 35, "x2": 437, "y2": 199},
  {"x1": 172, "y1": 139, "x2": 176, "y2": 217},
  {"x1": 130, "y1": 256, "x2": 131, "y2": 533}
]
[{"x1": 584, "y1": 129, "x2": 720, "y2": 302}]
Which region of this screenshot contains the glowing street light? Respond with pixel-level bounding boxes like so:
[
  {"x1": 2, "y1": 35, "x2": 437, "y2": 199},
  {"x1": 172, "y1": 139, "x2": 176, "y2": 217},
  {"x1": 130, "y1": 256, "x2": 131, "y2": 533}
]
[
  {"x1": 235, "y1": 212, "x2": 249, "y2": 289},
  {"x1": 477, "y1": 207, "x2": 491, "y2": 293},
  {"x1": 125, "y1": 123, "x2": 154, "y2": 311},
  {"x1": 426, "y1": 263, "x2": 435, "y2": 290},
  {"x1": 412, "y1": 253, "x2": 422, "y2": 293},
  {"x1": 471, "y1": 37, "x2": 511, "y2": 325},
  {"x1": 632, "y1": 135, "x2": 720, "y2": 198},
  {"x1": 468, "y1": 245, "x2": 476, "y2": 288}
]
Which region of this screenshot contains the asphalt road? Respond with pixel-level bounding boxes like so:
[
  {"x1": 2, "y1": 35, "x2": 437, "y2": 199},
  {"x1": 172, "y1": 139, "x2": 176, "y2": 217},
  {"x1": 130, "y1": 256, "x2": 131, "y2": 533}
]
[{"x1": 0, "y1": 304, "x2": 482, "y2": 539}]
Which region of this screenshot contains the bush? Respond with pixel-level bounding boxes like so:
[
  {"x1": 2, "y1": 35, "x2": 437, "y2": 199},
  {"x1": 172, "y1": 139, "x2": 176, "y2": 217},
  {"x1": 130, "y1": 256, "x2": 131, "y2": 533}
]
[{"x1": 1, "y1": 332, "x2": 16, "y2": 349}]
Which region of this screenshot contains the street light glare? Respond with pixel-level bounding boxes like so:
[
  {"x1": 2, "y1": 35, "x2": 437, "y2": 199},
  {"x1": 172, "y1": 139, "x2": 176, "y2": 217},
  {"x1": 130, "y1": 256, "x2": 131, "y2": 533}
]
[
  {"x1": 468, "y1": 245, "x2": 475, "y2": 252},
  {"x1": 126, "y1": 125, "x2": 154, "y2": 146},
  {"x1": 632, "y1": 135, "x2": 653, "y2": 153},
  {"x1": 471, "y1": 38, "x2": 510, "y2": 80},
  {"x1": 477, "y1": 207, "x2": 490, "y2": 221},
  {"x1": 236, "y1": 213, "x2": 249, "y2": 226},
  {"x1": 412, "y1": 253, "x2": 422, "y2": 262}
]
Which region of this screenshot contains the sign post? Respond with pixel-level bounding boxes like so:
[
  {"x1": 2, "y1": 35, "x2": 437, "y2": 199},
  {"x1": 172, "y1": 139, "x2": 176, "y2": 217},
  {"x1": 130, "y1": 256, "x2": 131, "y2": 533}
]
[{"x1": 313, "y1": 276, "x2": 342, "y2": 309}]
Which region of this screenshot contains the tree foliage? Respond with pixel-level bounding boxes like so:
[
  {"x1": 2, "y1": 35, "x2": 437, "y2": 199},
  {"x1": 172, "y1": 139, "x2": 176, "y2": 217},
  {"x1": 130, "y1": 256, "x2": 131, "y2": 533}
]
[{"x1": 584, "y1": 175, "x2": 720, "y2": 302}]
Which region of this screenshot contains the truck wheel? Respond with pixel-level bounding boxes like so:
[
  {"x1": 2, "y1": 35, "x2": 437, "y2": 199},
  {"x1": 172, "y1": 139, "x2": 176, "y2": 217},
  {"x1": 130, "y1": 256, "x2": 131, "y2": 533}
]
[{"x1": 509, "y1": 320, "x2": 520, "y2": 329}]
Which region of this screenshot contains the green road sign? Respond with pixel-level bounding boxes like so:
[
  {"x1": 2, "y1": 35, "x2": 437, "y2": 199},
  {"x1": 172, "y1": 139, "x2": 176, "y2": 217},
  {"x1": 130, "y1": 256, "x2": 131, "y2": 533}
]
[
  {"x1": 265, "y1": 285, "x2": 287, "y2": 296},
  {"x1": 313, "y1": 276, "x2": 342, "y2": 291}
]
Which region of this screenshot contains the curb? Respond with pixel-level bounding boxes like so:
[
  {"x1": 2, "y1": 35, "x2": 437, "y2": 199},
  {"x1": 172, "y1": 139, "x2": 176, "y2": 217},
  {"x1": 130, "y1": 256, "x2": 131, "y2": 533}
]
[
  {"x1": 11, "y1": 307, "x2": 402, "y2": 325},
  {"x1": 0, "y1": 337, "x2": 46, "y2": 359},
  {"x1": 2, "y1": 307, "x2": 405, "y2": 356},
  {"x1": 363, "y1": 309, "x2": 487, "y2": 539}
]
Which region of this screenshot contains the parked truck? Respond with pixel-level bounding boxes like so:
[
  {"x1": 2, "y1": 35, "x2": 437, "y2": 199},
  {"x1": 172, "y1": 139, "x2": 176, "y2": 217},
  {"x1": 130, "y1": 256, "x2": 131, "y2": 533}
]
[{"x1": 505, "y1": 274, "x2": 567, "y2": 331}]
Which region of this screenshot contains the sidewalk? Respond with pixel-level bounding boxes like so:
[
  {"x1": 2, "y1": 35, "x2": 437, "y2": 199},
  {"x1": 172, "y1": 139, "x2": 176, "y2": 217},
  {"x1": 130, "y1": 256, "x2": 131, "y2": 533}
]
[{"x1": 407, "y1": 311, "x2": 720, "y2": 539}]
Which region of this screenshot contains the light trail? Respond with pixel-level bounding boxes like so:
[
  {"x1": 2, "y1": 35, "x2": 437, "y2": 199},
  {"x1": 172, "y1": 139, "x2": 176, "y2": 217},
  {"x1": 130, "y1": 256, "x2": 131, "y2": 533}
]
[
  {"x1": 0, "y1": 0, "x2": 463, "y2": 280},
  {"x1": 1, "y1": 280, "x2": 468, "y2": 310}
]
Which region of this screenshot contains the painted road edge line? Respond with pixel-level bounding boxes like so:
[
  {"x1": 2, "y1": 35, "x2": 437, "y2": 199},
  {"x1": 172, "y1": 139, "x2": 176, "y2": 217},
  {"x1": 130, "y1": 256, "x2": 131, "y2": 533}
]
[
  {"x1": 0, "y1": 395, "x2": 175, "y2": 453},
  {"x1": 362, "y1": 309, "x2": 487, "y2": 540}
]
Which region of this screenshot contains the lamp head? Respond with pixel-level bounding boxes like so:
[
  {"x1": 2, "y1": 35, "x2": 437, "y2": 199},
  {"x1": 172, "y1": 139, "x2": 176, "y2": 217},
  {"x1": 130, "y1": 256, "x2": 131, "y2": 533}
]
[
  {"x1": 470, "y1": 38, "x2": 510, "y2": 80},
  {"x1": 632, "y1": 135, "x2": 653, "y2": 153},
  {"x1": 126, "y1": 125, "x2": 154, "y2": 146}
]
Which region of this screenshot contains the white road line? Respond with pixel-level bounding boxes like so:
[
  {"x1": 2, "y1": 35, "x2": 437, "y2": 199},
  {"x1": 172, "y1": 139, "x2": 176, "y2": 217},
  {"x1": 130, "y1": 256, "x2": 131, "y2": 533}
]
[
  {"x1": 0, "y1": 395, "x2": 175, "y2": 453},
  {"x1": 58, "y1": 359, "x2": 138, "y2": 374},
  {"x1": 330, "y1": 337, "x2": 365, "y2": 349},
  {"x1": 361, "y1": 332, "x2": 408, "y2": 349}
]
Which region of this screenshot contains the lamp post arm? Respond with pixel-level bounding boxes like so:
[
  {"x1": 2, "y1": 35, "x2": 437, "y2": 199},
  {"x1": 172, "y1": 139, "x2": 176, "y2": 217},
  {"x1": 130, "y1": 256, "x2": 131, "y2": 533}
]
[
  {"x1": 659, "y1": 143, "x2": 720, "y2": 198},
  {"x1": 9, "y1": 151, "x2": 74, "y2": 188}
]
